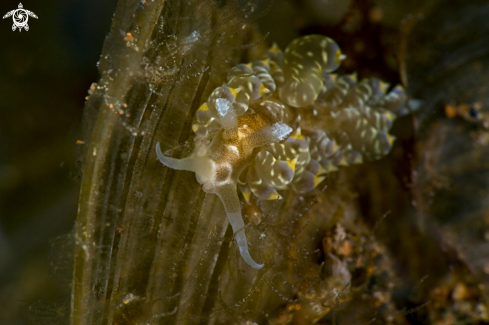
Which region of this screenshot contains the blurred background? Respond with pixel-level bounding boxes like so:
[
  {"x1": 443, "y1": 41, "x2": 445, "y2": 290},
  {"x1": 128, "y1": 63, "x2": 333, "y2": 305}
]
[{"x1": 0, "y1": 1, "x2": 117, "y2": 323}]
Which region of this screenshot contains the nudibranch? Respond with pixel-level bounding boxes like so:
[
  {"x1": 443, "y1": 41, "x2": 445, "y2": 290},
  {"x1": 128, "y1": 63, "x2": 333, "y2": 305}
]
[{"x1": 156, "y1": 35, "x2": 411, "y2": 269}]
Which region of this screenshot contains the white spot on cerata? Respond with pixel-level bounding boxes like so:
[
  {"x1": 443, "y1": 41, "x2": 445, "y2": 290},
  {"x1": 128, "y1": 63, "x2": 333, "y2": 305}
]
[
  {"x1": 355, "y1": 119, "x2": 361, "y2": 129},
  {"x1": 269, "y1": 122, "x2": 293, "y2": 141},
  {"x1": 374, "y1": 114, "x2": 380, "y2": 127},
  {"x1": 310, "y1": 67, "x2": 321, "y2": 74},
  {"x1": 322, "y1": 51, "x2": 328, "y2": 63},
  {"x1": 374, "y1": 139, "x2": 380, "y2": 153},
  {"x1": 291, "y1": 51, "x2": 303, "y2": 59},
  {"x1": 290, "y1": 67, "x2": 300, "y2": 75},
  {"x1": 370, "y1": 127, "x2": 377, "y2": 140},
  {"x1": 215, "y1": 98, "x2": 232, "y2": 117}
]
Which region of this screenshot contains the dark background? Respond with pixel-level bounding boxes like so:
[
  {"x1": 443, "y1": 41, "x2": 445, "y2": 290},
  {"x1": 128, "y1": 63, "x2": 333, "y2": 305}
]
[{"x1": 0, "y1": 1, "x2": 117, "y2": 323}]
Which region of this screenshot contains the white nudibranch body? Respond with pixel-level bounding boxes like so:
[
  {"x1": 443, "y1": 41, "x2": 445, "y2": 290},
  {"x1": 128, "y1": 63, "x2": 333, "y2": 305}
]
[{"x1": 156, "y1": 35, "x2": 413, "y2": 269}]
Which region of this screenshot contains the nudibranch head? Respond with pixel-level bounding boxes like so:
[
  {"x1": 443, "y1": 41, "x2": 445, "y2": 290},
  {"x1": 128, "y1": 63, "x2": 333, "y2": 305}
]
[{"x1": 156, "y1": 35, "x2": 412, "y2": 269}]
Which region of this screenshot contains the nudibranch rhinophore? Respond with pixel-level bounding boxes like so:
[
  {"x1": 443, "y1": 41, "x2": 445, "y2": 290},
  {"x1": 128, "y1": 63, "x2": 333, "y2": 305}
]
[{"x1": 156, "y1": 35, "x2": 411, "y2": 269}]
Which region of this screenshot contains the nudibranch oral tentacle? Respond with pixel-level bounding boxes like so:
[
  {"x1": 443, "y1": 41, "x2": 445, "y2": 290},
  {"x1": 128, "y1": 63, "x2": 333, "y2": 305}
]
[
  {"x1": 215, "y1": 184, "x2": 264, "y2": 269},
  {"x1": 156, "y1": 35, "x2": 413, "y2": 269}
]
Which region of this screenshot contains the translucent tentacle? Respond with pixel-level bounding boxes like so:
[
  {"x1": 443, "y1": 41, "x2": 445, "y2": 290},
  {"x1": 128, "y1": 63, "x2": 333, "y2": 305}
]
[
  {"x1": 216, "y1": 184, "x2": 264, "y2": 269},
  {"x1": 156, "y1": 142, "x2": 195, "y2": 172}
]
